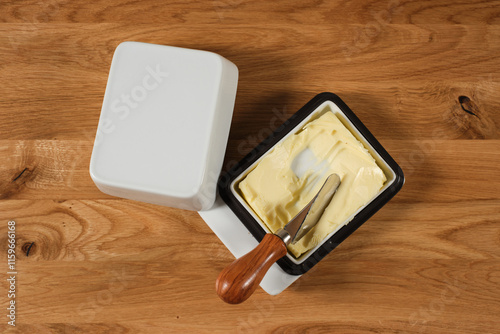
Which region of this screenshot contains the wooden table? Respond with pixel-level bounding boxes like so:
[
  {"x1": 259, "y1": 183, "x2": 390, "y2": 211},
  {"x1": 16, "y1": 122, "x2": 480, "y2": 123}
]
[{"x1": 1, "y1": 1, "x2": 499, "y2": 333}]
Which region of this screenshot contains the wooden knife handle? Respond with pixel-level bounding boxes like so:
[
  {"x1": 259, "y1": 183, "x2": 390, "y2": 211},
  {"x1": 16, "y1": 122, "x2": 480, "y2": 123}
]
[{"x1": 216, "y1": 233, "x2": 288, "y2": 304}]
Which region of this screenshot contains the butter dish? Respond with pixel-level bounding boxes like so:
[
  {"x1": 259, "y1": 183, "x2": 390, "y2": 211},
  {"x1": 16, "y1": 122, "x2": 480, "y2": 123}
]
[
  {"x1": 89, "y1": 42, "x2": 403, "y2": 287},
  {"x1": 218, "y1": 93, "x2": 405, "y2": 275}
]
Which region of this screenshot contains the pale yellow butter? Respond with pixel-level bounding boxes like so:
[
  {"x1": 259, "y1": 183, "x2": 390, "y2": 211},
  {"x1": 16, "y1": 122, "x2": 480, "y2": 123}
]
[{"x1": 238, "y1": 111, "x2": 386, "y2": 257}]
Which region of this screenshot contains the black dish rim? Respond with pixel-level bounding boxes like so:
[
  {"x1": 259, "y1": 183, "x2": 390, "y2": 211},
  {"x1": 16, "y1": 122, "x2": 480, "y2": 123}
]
[{"x1": 218, "y1": 92, "x2": 405, "y2": 275}]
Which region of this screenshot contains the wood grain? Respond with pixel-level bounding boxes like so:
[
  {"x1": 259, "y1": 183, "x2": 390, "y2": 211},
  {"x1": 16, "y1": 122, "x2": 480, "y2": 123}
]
[{"x1": 0, "y1": 0, "x2": 499, "y2": 333}]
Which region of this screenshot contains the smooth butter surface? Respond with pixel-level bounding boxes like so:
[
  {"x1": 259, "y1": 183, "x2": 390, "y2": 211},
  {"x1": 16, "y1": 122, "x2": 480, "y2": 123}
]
[{"x1": 238, "y1": 111, "x2": 386, "y2": 257}]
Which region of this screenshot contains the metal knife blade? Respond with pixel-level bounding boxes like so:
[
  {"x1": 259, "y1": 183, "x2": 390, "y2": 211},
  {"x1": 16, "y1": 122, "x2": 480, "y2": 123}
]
[{"x1": 276, "y1": 173, "x2": 341, "y2": 245}]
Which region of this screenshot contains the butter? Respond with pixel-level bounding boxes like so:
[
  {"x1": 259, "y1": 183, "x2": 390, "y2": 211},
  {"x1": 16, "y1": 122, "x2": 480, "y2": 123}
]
[{"x1": 238, "y1": 111, "x2": 386, "y2": 257}]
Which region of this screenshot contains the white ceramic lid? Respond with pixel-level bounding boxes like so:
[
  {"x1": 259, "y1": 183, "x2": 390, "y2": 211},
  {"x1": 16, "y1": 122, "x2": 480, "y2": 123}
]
[{"x1": 89, "y1": 42, "x2": 238, "y2": 211}]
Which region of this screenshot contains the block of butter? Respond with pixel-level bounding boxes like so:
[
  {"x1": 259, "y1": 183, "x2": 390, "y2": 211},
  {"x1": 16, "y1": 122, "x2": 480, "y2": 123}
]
[{"x1": 238, "y1": 111, "x2": 387, "y2": 257}]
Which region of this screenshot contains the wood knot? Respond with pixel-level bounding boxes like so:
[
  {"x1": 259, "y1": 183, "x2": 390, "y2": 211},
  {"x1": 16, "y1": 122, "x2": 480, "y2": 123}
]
[
  {"x1": 0, "y1": 165, "x2": 37, "y2": 199},
  {"x1": 21, "y1": 242, "x2": 36, "y2": 256},
  {"x1": 16, "y1": 228, "x2": 62, "y2": 260},
  {"x1": 458, "y1": 96, "x2": 477, "y2": 116},
  {"x1": 447, "y1": 95, "x2": 498, "y2": 139}
]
